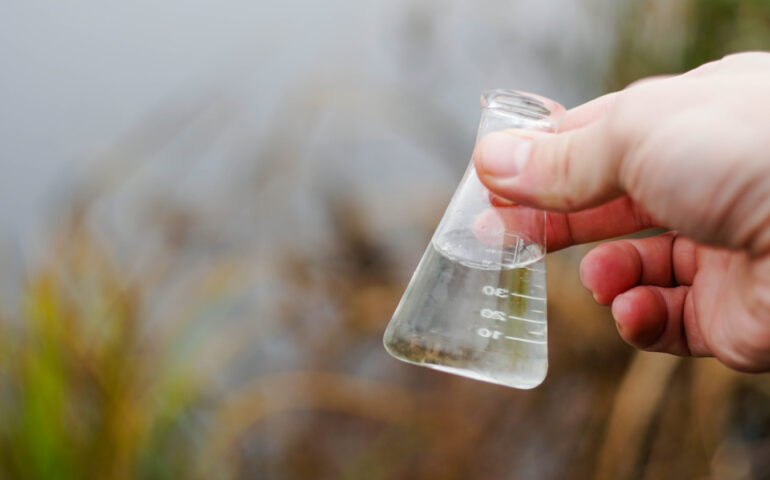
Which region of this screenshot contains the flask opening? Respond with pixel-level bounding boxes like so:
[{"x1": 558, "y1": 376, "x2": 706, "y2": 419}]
[{"x1": 481, "y1": 89, "x2": 565, "y2": 130}]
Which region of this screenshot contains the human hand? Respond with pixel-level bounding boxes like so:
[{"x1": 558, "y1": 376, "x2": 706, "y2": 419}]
[{"x1": 473, "y1": 52, "x2": 770, "y2": 372}]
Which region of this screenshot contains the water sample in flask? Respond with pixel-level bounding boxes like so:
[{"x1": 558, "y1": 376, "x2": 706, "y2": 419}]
[{"x1": 383, "y1": 89, "x2": 565, "y2": 389}]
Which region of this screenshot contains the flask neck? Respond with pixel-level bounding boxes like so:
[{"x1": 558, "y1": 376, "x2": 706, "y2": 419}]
[{"x1": 479, "y1": 90, "x2": 565, "y2": 135}]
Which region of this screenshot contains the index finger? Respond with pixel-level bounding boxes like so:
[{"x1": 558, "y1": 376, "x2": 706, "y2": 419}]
[
  {"x1": 474, "y1": 196, "x2": 658, "y2": 254},
  {"x1": 546, "y1": 196, "x2": 657, "y2": 251}
]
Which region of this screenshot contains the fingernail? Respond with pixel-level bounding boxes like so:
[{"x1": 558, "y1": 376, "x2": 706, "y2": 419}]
[{"x1": 478, "y1": 132, "x2": 532, "y2": 179}]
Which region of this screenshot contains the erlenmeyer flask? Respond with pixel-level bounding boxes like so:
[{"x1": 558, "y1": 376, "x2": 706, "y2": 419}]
[{"x1": 384, "y1": 89, "x2": 565, "y2": 389}]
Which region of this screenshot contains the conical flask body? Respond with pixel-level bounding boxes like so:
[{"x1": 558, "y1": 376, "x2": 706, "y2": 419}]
[
  {"x1": 384, "y1": 239, "x2": 548, "y2": 389},
  {"x1": 384, "y1": 90, "x2": 564, "y2": 389}
]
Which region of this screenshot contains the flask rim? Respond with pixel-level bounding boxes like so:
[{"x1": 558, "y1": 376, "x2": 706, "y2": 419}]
[{"x1": 481, "y1": 89, "x2": 565, "y2": 129}]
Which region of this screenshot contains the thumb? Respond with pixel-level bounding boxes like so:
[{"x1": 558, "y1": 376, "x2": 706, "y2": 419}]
[{"x1": 473, "y1": 122, "x2": 623, "y2": 212}]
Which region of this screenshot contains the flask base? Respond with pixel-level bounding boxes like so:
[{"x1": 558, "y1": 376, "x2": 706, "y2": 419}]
[{"x1": 384, "y1": 334, "x2": 547, "y2": 389}]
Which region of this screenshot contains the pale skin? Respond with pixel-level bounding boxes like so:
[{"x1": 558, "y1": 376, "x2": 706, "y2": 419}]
[{"x1": 473, "y1": 52, "x2": 770, "y2": 372}]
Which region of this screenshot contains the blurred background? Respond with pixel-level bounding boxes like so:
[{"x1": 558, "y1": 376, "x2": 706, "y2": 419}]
[{"x1": 1, "y1": 0, "x2": 770, "y2": 478}]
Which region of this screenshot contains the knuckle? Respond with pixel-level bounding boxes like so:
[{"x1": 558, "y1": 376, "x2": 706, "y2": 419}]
[
  {"x1": 555, "y1": 133, "x2": 577, "y2": 205},
  {"x1": 604, "y1": 94, "x2": 653, "y2": 194},
  {"x1": 533, "y1": 132, "x2": 579, "y2": 210},
  {"x1": 721, "y1": 51, "x2": 765, "y2": 63}
]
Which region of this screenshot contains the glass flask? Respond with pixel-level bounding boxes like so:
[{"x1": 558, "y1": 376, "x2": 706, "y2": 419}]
[{"x1": 383, "y1": 89, "x2": 565, "y2": 389}]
